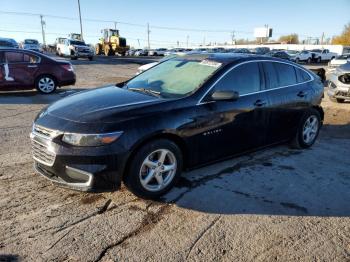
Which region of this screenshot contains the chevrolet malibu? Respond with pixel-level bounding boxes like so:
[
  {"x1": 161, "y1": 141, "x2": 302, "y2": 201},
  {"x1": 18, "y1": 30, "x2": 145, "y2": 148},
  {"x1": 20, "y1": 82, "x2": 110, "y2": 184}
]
[{"x1": 31, "y1": 54, "x2": 324, "y2": 199}]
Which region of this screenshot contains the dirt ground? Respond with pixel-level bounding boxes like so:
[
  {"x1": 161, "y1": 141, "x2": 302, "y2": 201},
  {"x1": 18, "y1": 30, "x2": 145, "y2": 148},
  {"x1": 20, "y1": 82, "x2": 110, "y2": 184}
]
[{"x1": 0, "y1": 58, "x2": 349, "y2": 261}]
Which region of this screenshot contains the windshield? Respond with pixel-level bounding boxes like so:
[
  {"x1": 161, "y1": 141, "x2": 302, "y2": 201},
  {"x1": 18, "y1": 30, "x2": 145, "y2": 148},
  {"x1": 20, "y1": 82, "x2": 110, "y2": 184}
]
[
  {"x1": 25, "y1": 39, "x2": 38, "y2": 44},
  {"x1": 126, "y1": 58, "x2": 222, "y2": 98},
  {"x1": 70, "y1": 40, "x2": 86, "y2": 46}
]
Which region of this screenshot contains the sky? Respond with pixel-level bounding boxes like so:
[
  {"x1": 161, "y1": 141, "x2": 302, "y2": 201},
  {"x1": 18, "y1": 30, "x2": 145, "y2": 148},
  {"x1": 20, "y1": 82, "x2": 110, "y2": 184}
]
[{"x1": 0, "y1": 0, "x2": 349, "y2": 48}]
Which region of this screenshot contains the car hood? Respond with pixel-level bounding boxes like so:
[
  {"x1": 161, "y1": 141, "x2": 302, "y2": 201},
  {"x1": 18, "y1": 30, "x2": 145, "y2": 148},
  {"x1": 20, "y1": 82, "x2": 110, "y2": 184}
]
[{"x1": 46, "y1": 86, "x2": 162, "y2": 123}]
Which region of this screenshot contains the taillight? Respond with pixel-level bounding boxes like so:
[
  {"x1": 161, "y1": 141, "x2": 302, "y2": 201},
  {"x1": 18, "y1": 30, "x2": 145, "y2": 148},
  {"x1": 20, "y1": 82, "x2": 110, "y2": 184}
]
[{"x1": 61, "y1": 64, "x2": 74, "y2": 72}]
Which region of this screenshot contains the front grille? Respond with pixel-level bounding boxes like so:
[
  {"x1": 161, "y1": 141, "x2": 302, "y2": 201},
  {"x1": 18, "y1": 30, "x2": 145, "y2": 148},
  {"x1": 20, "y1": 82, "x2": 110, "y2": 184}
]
[
  {"x1": 33, "y1": 125, "x2": 55, "y2": 138},
  {"x1": 31, "y1": 139, "x2": 56, "y2": 166}
]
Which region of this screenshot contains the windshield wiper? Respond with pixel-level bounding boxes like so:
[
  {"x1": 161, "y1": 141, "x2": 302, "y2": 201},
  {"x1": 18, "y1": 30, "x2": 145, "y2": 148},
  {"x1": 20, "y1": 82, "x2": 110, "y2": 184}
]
[{"x1": 128, "y1": 87, "x2": 161, "y2": 98}]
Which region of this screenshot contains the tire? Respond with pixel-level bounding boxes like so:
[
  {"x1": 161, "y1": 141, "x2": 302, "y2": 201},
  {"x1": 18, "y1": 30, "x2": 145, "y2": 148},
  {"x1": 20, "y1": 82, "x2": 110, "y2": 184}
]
[
  {"x1": 70, "y1": 56, "x2": 78, "y2": 60},
  {"x1": 317, "y1": 57, "x2": 321, "y2": 63},
  {"x1": 296, "y1": 58, "x2": 300, "y2": 63},
  {"x1": 307, "y1": 57, "x2": 311, "y2": 64},
  {"x1": 104, "y1": 45, "x2": 110, "y2": 56},
  {"x1": 88, "y1": 56, "x2": 93, "y2": 61},
  {"x1": 290, "y1": 109, "x2": 321, "y2": 149},
  {"x1": 95, "y1": 44, "x2": 101, "y2": 55},
  {"x1": 124, "y1": 139, "x2": 183, "y2": 199},
  {"x1": 35, "y1": 75, "x2": 57, "y2": 94}
]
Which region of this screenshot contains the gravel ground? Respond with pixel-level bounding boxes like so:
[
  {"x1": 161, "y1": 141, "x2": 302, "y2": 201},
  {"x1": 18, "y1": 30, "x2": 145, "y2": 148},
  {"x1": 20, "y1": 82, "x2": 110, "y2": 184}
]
[{"x1": 0, "y1": 58, "x2": 349, "y2": 261}]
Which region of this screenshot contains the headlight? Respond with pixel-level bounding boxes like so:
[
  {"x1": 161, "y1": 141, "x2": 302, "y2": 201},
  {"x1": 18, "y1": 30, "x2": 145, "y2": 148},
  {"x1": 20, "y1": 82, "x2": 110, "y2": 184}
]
[{"x1": 62, "y1": 131, "x2": 123, "y2": 146}]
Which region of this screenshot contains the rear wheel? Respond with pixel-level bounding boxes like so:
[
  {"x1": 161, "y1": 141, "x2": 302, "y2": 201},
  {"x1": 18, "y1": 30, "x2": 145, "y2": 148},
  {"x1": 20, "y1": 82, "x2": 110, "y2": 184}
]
[
  {"x1": 316, "y1": 57, "x2": 321, "y2": 63},
  {"x1": 290, "y1": 109, "x2": 321, "y2": 149},
  {"x1": 124, "y1": 139, "x2": 183, "y2": 199},
  {"x1": 35, "y1": 75, "x2": 57, "y2": 94},
  {"x1": 295, "y1": 58, "x2": 300, "y2": 63}
]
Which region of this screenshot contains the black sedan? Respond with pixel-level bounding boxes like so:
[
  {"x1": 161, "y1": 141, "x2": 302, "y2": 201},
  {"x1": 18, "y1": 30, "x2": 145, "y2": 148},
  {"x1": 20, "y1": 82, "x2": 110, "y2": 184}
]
[{"x1": 31, "y1": 54, "x2": 324, "y2": 198}]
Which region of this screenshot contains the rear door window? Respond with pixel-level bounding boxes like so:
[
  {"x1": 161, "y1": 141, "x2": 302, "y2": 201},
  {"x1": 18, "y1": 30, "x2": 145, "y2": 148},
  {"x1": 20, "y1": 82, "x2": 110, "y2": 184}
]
[
  {"x1": 273, "y1": 62, "x2": 297, "y2": 86},
  {"x1": 214, "y1": 62, "x2": 261, "y2": 95},
  {"x1": 5, "y1": 52, "x2": 25, "y2": 63},
  {"x1": 295, "y1": 67, "x2": 311, "y2": 83}
]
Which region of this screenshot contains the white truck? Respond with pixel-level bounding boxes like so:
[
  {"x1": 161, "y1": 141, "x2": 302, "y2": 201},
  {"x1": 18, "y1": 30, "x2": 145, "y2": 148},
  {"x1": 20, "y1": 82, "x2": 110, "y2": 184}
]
[
  {"x1": 56, "y1": 38, "x2": 94, "y2": 60},
  {"x1": 311, "y1": 49, "x2": 337, "y2": 62}
]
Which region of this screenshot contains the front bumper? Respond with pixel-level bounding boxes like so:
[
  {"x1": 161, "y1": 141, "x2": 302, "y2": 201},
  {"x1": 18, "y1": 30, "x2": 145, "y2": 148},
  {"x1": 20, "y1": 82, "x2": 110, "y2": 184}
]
[
  {"x1": 327, "y1": 84, "x2": 350, "y2": 99},
  {"x1": 74, "y1": 51, "x2": 93, "y2": 58},
  {"x1": 30, "y1": 128, "x2": 125, "y2": 192}
]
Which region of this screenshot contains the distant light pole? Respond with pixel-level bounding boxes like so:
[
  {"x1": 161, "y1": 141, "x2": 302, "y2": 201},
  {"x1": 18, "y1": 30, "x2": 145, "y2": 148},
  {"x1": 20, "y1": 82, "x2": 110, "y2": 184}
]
[{"x1": 77, "y1": 0, "x2": 83, "y2": 40}]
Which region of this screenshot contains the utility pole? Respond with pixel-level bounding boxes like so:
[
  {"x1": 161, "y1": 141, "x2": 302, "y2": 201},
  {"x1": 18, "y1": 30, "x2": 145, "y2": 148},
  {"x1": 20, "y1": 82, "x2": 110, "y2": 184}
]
[
  {"x1": 231, "y1": 31, "x2": 235, "y2": 45},
  {"x1": 186, "y1": 35, "x2": 189, "y2": 48},
  {"x1": 40, "y1": 15, "x2": 46, "y2": 46},
  {"x1": 77, "y1": 0, "x2": 83, "y2": 40},
  {"x1": 147, "y1": 23, "x2": 150, "y2": 49}
]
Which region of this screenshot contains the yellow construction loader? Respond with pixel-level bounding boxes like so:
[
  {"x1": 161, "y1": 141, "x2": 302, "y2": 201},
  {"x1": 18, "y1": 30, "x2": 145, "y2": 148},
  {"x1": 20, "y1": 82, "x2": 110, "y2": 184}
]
[{"x1": 95, "y1": 29, "x2": 129, "y2": 56}]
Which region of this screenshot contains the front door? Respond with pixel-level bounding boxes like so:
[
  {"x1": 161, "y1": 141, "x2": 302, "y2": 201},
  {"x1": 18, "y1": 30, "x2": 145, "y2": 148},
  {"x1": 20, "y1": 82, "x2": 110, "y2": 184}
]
[{"x1": 188, "y1": 61, "x2": 269, "y2": 165}]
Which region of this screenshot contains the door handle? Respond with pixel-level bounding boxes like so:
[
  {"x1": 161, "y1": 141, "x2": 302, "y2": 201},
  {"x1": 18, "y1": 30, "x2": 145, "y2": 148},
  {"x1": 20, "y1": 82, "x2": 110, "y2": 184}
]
[
  {"x1": 297, "y1": 91, "x2": 307, "y2": 97},
  {"x1": 254, "y1": 99, "x2": 267, "y2": 107},
  {"x1": 27, "y1": 65, "x2": 38, "y2": 68}
]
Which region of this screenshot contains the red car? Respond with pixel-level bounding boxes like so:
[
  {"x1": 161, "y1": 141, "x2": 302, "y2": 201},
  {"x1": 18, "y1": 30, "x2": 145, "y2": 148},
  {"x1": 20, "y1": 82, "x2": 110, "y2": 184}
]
[{"x1": 0, "y1": 49, "x2": 76, "y2": 94}]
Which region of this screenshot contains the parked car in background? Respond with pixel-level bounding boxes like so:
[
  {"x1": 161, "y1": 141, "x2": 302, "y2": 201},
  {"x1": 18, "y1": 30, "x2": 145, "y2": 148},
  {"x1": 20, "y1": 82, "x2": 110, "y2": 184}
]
[
  {"x1": 126, "y1": 49, "x2": 140, "y2": 56},
  {"x1": 0, "y1": 49, "x2": 75, "y2": 94},
  {"x1": 134, "y1": 49, "x2": 149, "y2": 56},
  {"x1": 327, "y1": 53, "x2": 350, "y2": 72},
  {"x1": 0, "y1": 38, "x2": 19, "y2": 49},
  {"x1": 327, "y1": 62, "x2": 350, "y2": 103},
  {"x1": 293, "y1": 50, "x2": 313, "y2": 63},
  {"x1": 148, "y1": 48, "x2": 167, "y2": 56},
  {"x1": 30, "y1": 54, "x2": 324, "y2": 198},
  {"x1": 136, "y1": 55, "x2": 177, "y2": 75},
  {"x1": 234, "y1": 48, "x2": 251, "y2": 54},
  {"x1": 312, "y1": 49, "x2": 337, "y2": 63},
  {"x1": 164, "y1": 48, "x2": 185, "y2": 56},
  {"x1": 268, "y1": 51, "x2": 291, "y2": 60},
  {"x1": 252, "y1": 47, "x2": 270, "y2": 54},
  {"x1": 20, "y1": 39, "x2": 42, "y2": 52},
  {"x1": 56, "y1": 39, "x2": 94, "y2": 60},
  {"x1": 55, "y1": 37, "x2": 67, "y2": 55}
]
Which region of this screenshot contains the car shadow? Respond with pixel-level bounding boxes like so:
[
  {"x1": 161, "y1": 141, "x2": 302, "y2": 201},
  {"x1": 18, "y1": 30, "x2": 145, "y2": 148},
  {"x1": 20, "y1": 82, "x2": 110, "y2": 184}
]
[
  {"x1": 0, "y1": 88, "x2": 89, "y2": 105},
  {"x1": 160, "y1": 124, "x2": 350, "y2": 217},
  {"x1": 52, "y1": 54, "x2": 159, "y2": 66},
  {"x1": 0, "y1": 254, "x2": 19, "y2": 262}
]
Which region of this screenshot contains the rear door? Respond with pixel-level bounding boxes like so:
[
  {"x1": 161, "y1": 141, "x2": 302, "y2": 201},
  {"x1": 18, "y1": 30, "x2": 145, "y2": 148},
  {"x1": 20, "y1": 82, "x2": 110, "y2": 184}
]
[
  {"x1": 190, "y1": 61, "x2": 269, "y2": 164},
  {"x1": 4, "y1": 51, "x2": 40, "y2": 88},
  {"x1": 262, "y1": 61, "x2": 312, "y2": 144}
]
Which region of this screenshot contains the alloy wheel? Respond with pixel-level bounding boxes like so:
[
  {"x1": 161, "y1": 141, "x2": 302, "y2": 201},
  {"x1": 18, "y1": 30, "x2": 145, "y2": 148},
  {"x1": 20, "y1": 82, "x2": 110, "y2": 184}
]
[
  {"x1": 38, "y1": 77, "x2": 55, "y2": 93},
  {"x1": 302, "y1": 115, "x2": 319, "y2": 144},
  {"x1": 139, "y1": 149, "x2": 177, "y2": 192}
]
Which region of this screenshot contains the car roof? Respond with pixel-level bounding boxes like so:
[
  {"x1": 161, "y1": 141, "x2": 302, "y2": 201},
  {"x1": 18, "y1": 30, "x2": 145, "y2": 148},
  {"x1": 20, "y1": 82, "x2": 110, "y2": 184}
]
[{"x1": 179, "y1": 53, "x2": 279, "y2": 65}]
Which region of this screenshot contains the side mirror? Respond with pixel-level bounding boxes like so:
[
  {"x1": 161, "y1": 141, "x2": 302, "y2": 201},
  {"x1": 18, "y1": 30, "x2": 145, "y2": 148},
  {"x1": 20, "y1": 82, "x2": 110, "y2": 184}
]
[{"x1": 211, "y1": 90, "x2": 239, "y2": 101}]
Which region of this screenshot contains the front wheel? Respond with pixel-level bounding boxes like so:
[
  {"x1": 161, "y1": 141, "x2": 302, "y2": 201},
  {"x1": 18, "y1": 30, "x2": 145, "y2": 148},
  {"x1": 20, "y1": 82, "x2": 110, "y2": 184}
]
[
  {"x1": 290, "y1": 109, "x2": 321, "y2": 149},
  {"x1": 35, "y1": 75, "x2": 57, "y2": 94},
  {"x1": 124, "y1": 139, "x2": 183, "y2": 199}
]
